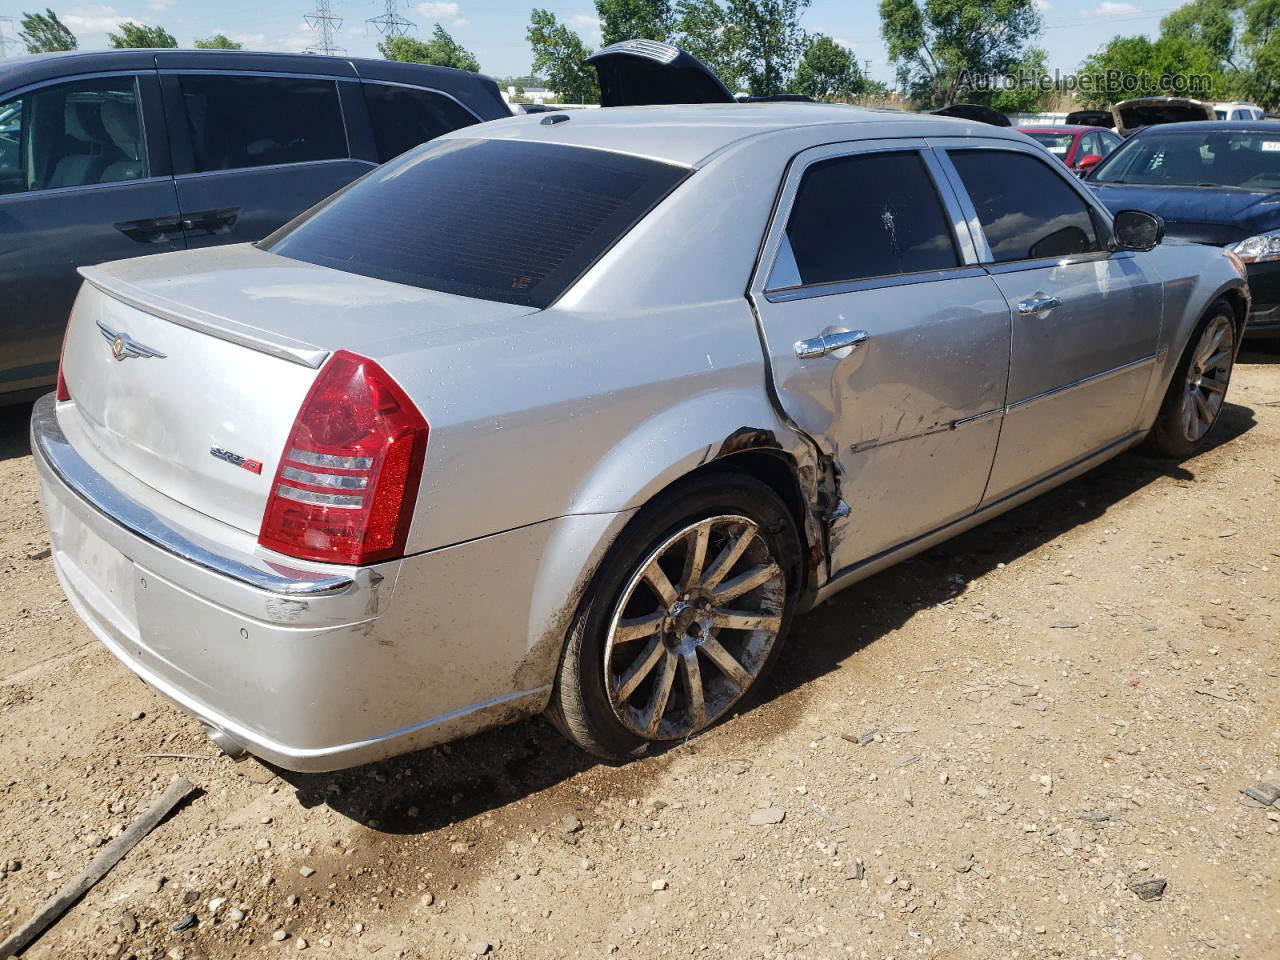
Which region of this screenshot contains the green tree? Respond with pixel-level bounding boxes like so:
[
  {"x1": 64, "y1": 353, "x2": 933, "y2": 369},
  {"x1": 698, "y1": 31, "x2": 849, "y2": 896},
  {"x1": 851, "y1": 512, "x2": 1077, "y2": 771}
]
[
  {"x1": 727, "y1": 0, "x2": 811, "y2": 96},
  {"x1": 879, "y1": 0, "x2": 1043, "y2": 107},
  {"x1": 793, "y1": 34, "x2": 866, "y2": 101},
  {"x1": 378, "y1": 25, "x2": 481, "y2": 71},
  {"x1": 194, "y1": 34, "x2": 242, "y2": 50},
  {"x1": 673, "y1": 0, "x2": 742, "y2": 90},
  {"x1": 527, "y1": 9, "x2": 600, "y2": 103},
  {"x1": 107, "y1": 22, "x2": 178, "y2": 49},
  {"x1": 1079, "y1": 33, "x2": 1227, "y2": 106},
  {"x1": 596, "y1": 0, "x2": 673, "y2": 45},
  {"x1": 986, "y1": 46, "x2": 1049, "y2": 112},
  {"x1": 1162, "y1": 0, "x2": 1242, "y2": 68},
  {"x1": 17, "y1": 8, "x2": 77, "y2": 53}
]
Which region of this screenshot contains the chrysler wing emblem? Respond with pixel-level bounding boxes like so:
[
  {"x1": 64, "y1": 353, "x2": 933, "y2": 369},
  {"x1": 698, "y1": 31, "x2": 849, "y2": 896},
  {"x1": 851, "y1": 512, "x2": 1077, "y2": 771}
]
[{"x1": 96, "y1": 320, "x2": 167, "y2": 362}]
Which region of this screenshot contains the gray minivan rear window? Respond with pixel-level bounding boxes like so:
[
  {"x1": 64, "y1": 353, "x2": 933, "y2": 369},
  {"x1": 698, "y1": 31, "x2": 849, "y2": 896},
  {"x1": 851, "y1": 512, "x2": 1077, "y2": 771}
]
[{"x1": 262, "y1": 138, "x2": 690, "y2": 308}]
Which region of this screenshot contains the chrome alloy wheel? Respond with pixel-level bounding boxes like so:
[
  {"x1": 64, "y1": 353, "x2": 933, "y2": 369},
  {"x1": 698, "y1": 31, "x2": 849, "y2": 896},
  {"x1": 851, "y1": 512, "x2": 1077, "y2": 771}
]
[
  {"x1": 603, "y1": 515, "x2": 786, "y2": 741},
  {"x1": 1181, "y1": 314, "x2": 1235, "y2": 442}
]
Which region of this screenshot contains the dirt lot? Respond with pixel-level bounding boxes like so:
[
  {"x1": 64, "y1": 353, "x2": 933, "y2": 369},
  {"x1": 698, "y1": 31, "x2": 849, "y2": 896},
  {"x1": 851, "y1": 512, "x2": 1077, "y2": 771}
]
[{"x1": 0, "y1": 354, "x2": 1276, "y2": 960}]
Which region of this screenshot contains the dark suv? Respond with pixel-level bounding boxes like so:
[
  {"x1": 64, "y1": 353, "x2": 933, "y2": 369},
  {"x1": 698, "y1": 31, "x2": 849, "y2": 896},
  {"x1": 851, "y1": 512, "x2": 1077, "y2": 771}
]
[{"x1": 0, "y1": 49, "x2": 510, "y2": 404}]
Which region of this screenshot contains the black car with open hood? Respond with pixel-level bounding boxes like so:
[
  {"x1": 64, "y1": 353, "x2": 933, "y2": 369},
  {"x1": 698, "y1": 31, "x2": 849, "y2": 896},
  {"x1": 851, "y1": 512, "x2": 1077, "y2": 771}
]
[
  {"x1": 1065, "y1": 109, "x2": 1114, "y2": 129},
  {"x1": 930, "y1": 103, "x2": 1011, "y2": 127}
]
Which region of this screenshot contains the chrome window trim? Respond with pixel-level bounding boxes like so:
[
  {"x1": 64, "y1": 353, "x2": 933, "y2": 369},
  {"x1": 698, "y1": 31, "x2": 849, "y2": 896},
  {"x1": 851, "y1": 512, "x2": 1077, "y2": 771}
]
[
  {"x1": 764, "y1": 265, "x2": 989, "y2": 304},
  {"x1": 172, "y1": 157, "x2": 377, "y2": 181},
  {"x1": 29, "y1": 395, "x2": 354, "y2": 596},
  {"x1": 0, "y1": 175, "x2": 173, "y2": 202},
  {"x1": 750, "y1": 138, "x2": 979, "y2": 300},
  {"x1": 358, "y1": 78, "x2": 486, "y2": 124},
  {"x1": 168, "y1": 71, "x2": 356, "y2": 171},
  {"x1": 0, "y1": 73, "x2": 153, "y2": 197}
]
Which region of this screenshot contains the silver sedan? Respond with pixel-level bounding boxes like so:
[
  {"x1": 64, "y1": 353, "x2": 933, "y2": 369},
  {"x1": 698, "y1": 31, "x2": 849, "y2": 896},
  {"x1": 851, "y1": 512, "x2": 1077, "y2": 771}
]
[{"x1": 32, "y1": 104, "x2": 1249, "y2": 769}]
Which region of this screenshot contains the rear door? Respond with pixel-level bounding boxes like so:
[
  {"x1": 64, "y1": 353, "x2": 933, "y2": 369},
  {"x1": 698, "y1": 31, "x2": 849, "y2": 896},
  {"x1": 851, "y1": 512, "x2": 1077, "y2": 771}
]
[
  {"x1": 750, "y1": 140, "x2": 1011, "y2": 572},
  {"x1": 157, "y1": 61, "x2": 377, "y2": 249},
  {"x1": 934, "y1": 140, "x2": 1163, "y2": 502},
  {"x1": 0, "y1": 70, "x2": 181, "y2": 397}
]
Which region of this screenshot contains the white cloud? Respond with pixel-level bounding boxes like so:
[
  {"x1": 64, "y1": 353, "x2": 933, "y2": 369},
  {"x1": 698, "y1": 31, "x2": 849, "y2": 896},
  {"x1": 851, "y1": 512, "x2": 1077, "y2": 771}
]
[
  {"x1": 210, "y1": 28, "x2": 267, "y2": 49},
  {"x1": 1034, "y1": 0, "x2": 1052, "y2": 10},
  {"x1": 569, "y1": 13, "x2": 602, "y2": 41},
  {"x1": 416, "y1": 2, "x2": 467, "y2": 26},
  {"x1": 1082, "y1": 2, "x2": 1140, "y2": 16},
  {"x1": 59, "y1": 5, "x2": 139, "y2": 35},
  {"x1": 276, "y1": 22, "x2": 316, "y2": 54},
  {"x1": 148, "y1": 0, "x2": 173, "y2": 11}
]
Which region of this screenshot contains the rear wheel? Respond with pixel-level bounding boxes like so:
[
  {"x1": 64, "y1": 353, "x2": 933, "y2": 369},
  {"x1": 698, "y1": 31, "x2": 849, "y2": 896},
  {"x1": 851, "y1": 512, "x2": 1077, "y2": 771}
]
[
  {"x1": 1145, "y1": 302, "x2": 1237, "y2": 458},
  {"x1": 549, "y1": 472, "x2": 800, "y2": 760}
]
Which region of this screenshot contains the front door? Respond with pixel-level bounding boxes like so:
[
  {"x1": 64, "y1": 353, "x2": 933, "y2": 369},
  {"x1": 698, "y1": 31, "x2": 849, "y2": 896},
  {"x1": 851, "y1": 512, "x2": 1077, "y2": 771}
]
[
  {"x1": 0, "y1": 72, "x2": 182, "y2": 397},
  {"x1": 159, "y1": 71, "x2": 377, "y2": 249},
  {"x1": 935, "y1": 143, "x2": 1164, "y2": 502},
  {"x1": 751, "y1": 141, "x2": 1011, "y2": 573}
]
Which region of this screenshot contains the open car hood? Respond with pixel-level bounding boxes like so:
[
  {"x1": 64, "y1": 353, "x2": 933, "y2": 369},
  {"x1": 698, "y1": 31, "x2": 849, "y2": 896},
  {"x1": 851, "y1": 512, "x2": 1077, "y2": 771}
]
[
  {"x1": 587, "y1": 39, "x2": 735, "y2": 107},
  {"x1": 931, "y1": 103, "x2": 1011, "y2": 127},
  {"x1": 1066, "y1": 109, "x2": 1114, "y2": 129},
  {"x1": 1113, "y1": 97, "x2": 1214, "y2": 136}
]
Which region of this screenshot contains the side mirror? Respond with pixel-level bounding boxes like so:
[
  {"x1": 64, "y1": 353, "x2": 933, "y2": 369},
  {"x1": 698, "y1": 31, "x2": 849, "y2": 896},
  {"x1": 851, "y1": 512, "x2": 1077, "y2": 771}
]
[
  {"x1": 1076, "y1": 153, "x2": 1103, "y2": 173},
  {"x1": 1112, "y1": 209, "x2": 1164, "y2": 252}
]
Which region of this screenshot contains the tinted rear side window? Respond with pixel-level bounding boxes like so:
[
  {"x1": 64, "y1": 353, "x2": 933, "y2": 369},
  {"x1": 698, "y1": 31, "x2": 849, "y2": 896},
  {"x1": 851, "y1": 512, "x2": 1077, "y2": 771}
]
[
  {"x1": 179, "y1": 75, "x2": 347, "y2": 172},
  {"x1": 362, "y1": 83, "x2": 480, "y2": 161},
  {"x1": 263, "y1": 138, "x2": 689, "y2": 308},
  {"x1": 949, "y1": 150, "x2": 1099, "y2": 262},
  {"x1": 773, "y1": 151, "x2": 959, "y2": 288}
]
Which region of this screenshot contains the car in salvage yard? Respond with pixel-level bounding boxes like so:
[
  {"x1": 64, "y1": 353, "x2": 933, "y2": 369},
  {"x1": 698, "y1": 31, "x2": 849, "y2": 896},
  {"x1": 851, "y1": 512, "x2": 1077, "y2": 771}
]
[
  {"x1": 0, "y1": 49, "x2": 511, "y2": 406},
  {"x1": 1089, "y1": 120, "x2": 1280, "y2": 338},
  {"x1": 1020, "y1": 124, "x2": 1123, "y2": 176},
  {"x1": 32, "y1": 103, "x2": 1249, "y2": 770}
]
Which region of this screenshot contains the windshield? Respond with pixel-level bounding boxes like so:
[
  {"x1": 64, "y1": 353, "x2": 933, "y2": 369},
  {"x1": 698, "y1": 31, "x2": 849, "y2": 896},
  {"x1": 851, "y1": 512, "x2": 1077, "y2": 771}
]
[
  {"x1": 1027, "y1": 132, "x2": 1075, "y2": 156},
  {"x1": 1093, "y1": 129, "x2": 1280, "y2": 188},
  {"x1": 263, "y1": 138, "x2": 690, "y2": 308}
]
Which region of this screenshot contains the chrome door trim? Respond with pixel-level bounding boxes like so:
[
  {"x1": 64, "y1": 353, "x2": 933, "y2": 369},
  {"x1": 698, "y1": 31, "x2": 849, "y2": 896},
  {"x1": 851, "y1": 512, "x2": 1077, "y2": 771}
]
[
  {"x1": 749, "y1": 137, "x2": 980, "y2": 300},
  {"x1": 765, "y1": 265, "x2": 988, "y2": 304},
  {"x1": 1005, "y1": 352, "x2": 1157, "y2": 412},
  {"x1": 357, "y1": 77, "x2": 487, "y2": 123},
  {"x1": 172, "y1": 157, "x2": 378, "y2": 182},
  {"x1": 985, "y1": 250, "x2": 1124, "y2": 276},
  {"x1": 30, "y1": 395, "x2": 354, "y2": 597},
  {"x1": 0, "y1": 70, "x2": 153, "y2": 104}
]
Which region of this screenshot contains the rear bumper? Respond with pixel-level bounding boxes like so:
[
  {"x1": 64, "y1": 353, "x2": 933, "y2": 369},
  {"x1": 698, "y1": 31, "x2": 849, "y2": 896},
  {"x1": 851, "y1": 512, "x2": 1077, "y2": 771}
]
[{"x1": 31, "y1": 394, "x2": 597, "y2": 771}]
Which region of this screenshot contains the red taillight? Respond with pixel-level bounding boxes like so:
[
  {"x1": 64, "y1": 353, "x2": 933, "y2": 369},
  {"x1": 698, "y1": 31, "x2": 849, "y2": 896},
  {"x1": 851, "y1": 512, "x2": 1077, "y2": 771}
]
[{"x1": 258, "y1": 350, "x2": 428, "y2": 566}]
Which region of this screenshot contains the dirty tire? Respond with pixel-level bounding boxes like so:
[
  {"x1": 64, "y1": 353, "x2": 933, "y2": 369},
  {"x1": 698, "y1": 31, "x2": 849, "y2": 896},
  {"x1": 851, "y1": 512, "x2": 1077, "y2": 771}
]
[
  {"x1": 548, "y1": 471, "x2": 802, "y2": 761},
  {"x1": 1143, "y1": 299, "x2": 1237, "y2": 459}
]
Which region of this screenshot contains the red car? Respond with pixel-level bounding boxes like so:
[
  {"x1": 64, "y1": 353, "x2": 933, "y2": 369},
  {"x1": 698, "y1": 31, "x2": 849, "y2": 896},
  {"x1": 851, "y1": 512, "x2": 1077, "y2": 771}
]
[{"x1": 1019, "y1": 124, "x2": 1123, "y2": 176}]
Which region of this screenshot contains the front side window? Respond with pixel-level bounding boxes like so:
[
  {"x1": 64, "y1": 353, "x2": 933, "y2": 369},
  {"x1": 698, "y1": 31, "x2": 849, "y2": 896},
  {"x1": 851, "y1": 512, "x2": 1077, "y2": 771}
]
[
  {"x1": 263, "y1": 138, "x2": 689, "y2": 309},
  {"x1": 1078, "y1": 132, "x2": 1102, "y2": 159},
  {"x1": 950, "y1": 150, "x2": 1099, "y2": 263},
  {"x1": 0, "y1": 76, "x2": 147, "y2": 196},
  {"x1": 1093, "y1": 129, "x2": 1280, "y2": 189},
  {"x1": 770, "y1": 151, "x2": 959, "y2": 289},
  {"x1": 179, "y1": 75, "x2": 347, "y2": 173},
  {"x1": 362, "y1": 83, "x2": 480, "y2": 161},
  {"x1": 1027, "y1": 132, "x2": 1074, "y2": 157}
]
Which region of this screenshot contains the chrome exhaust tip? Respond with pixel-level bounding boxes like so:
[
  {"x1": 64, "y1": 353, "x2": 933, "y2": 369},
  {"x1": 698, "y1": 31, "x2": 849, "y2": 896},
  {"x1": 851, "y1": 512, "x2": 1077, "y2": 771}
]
[{"x1": 204, "y1": 724, "x2": 249, "y2": 761}]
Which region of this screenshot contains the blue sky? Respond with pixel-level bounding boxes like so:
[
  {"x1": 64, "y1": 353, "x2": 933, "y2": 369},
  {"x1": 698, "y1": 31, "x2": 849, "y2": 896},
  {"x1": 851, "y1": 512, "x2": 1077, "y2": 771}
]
[{"x1": 0, "y1": 1, "x2": 1185, "y2": 84}]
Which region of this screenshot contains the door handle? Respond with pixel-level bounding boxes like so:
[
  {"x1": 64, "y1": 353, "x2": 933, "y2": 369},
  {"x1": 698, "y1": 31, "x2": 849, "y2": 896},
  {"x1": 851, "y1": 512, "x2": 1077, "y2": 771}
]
[
  {"x1": 115, "y1": 216, "x2": 183, "y2": 244},
  {"x1": 794, "y1": 329, "x2": 869, "y2": 359},
  {"x1": 1017, "y1": 295, "x2": 1062, "y2": 316},
  {"x1": 179, "y1": 207, "x2": 240, "y2": 236}
]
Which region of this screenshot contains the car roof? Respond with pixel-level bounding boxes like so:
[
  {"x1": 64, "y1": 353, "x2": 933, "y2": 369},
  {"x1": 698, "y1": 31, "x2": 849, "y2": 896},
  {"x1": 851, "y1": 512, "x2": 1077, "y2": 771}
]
[
  {"x1": 1129, "y1": 119, "x2": 1280, "y2": 135},
  {"x1": 450, "y1": 102, "x2": 1030, "y2": 167},
  {"x1": 1019, "y1": 126, "x2": 1098, "y2": 135}
]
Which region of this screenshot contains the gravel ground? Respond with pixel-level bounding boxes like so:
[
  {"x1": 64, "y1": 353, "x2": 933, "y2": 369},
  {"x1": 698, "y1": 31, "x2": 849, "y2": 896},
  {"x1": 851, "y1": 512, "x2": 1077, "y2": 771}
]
[{"x1": 0, "y1": 353, "x2": 1276, "y2": 960}]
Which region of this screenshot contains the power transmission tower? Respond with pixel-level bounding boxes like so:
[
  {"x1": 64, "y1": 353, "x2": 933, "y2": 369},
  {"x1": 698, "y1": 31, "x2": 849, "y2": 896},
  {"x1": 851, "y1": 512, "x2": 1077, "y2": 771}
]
[
  {"x1": 304, "y1": 0, "x2": 344, "y2": 56},
  {"x1": 0, "y1": 17, "x2": 19, "y2": 60},
  {"x1": 367, "y1": 0, "x2": 412, "y2": 37}
]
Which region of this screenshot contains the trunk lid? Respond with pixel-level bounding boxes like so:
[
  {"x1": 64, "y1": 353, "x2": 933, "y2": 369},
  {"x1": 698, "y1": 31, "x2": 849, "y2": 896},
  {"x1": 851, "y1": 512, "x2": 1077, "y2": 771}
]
[
  {"x1": 60, "y1": 244, "x2": 537, "y2": 536},
  {"x1": 587, "y1": 40, "x2": 735, "y2": 107}
]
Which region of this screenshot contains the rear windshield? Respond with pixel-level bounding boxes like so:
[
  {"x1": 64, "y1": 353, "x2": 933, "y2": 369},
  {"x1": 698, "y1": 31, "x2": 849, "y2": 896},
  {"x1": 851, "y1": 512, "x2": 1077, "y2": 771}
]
[
  {"x1": 262, "y1": 138, "x2": 690, "y2": 308},
  {"x1": 1027, "y1": 132, "x2": 1074, "y2": 156}
]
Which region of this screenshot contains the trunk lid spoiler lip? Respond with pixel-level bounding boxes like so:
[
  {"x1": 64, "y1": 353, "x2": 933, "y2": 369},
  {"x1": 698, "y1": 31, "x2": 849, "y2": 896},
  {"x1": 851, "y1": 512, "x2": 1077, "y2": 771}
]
[{"x1": 77, "y1": 265, "x2": 331, "y2": 370}]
